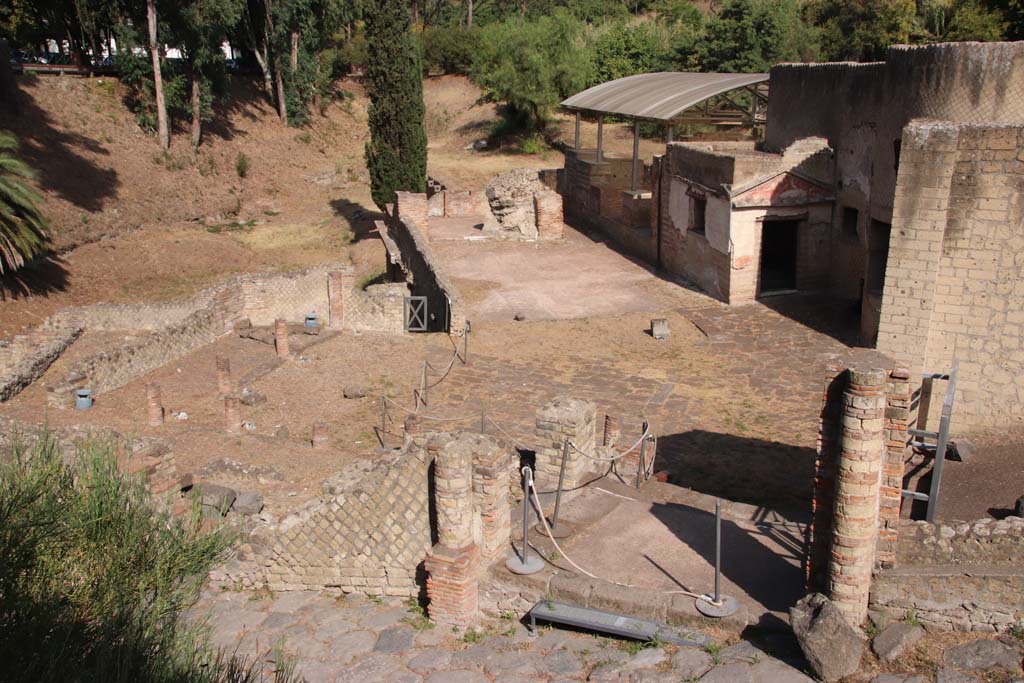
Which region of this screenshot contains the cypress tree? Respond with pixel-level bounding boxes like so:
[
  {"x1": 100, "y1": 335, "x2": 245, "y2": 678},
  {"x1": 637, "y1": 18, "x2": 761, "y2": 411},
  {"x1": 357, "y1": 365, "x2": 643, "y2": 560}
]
[{"x1": 364, "y1": 0, "x2": 427, "y2": 210}]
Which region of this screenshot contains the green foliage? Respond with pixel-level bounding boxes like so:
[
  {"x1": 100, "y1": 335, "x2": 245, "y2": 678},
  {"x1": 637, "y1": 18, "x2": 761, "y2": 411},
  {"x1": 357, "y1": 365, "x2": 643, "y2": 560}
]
[
  {"x1": 920, "y1": 0, "x2": 1009, "y2": 41},
  {"x1": 700, "y1": 0, "x2": 816, "y2": 72},
  {"x1": 591, "y1": 20, "x2": 673, "y2": 83},
  {"x1": 364, "y1": 0, "x2": 427, "y2": 209},
  {"x1": 808, "y1": 0, "x2": 917, "y2": 61},
  {"x1": 419, "y1": 25, "x2": 481, "y2": 74},
  {"x1": 235, "y1": 152, "x2": 251, "y2": 178},
  {"x1": 0, "y1": 435, "x2": 298, "y2": 683},
  {"x1": 0, "y1": 131, "x2": 49, "y2": 273},
  {"x1": 473, "y1": 11, "x2": 593, "y2": 132},
  {"x1": 519, "y1": 133, "x2": 546, "y2": 154}
]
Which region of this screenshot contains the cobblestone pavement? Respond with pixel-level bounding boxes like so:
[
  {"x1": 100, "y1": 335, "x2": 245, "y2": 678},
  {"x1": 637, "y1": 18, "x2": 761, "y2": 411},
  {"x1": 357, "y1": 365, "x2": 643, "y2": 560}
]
[{"x1": 191, "y1": 589, "x2": 817, "y2": 683}]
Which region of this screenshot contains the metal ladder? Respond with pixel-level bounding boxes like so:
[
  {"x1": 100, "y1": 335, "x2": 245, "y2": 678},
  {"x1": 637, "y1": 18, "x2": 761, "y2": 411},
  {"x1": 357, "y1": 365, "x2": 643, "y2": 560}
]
[{"x1": 901, "y1": 360, "x2": 959, "y2": 522}]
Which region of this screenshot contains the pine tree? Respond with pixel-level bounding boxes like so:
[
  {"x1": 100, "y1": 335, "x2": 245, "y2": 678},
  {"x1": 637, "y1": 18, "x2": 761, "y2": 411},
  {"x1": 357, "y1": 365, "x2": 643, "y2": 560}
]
[{"x1": 364, "y1": 0, "x2": 427, "y2": 210}]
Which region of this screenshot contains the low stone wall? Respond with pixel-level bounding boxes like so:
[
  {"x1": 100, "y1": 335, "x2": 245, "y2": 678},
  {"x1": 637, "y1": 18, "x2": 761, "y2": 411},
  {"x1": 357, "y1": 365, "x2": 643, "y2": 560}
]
[
  {"x1": 0, "y1": 325, "x2": 83, "y2": 401},
  {"x1": 894, "y1": 517, "x2": 1024, "y2": 566},
  {"x1": 212, "y1": 430, "x2": 513, "y2": 602},
  {"x1": 381, "y1": 204, "x2": 468, "y2": 334},
  {"x1": 869, "y1": 517, "x2": 1024, "y2": 632},
  {"x1": 7, "y1": 263, "x2": 407, "y2": 407}
]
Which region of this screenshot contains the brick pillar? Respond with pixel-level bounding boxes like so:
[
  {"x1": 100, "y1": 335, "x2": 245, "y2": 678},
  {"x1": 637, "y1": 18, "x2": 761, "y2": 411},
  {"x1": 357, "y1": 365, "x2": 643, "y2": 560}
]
[
  {"x1": 471, "y1": 434, "x2": 512, "y2": 559},
  {"x1": 311, "y1": 422, "x2": 329, "y2": 449},
  {"x1": 328, "y1": 270, "x2": 352, "y2": 330},
  {"x1": 224, "y1": 396, "x2": 241, "y2": 435},
  {"x1": 534, "y1": 192, "x2": 564, "y2": 240},
  {"x1": 146, "y1": 383, "x2": 164, "y2": 427},
  {"x1": 877, "y1": 368, "x2": 911, "y2": 568},
  {"x1": 807, "y1": 363, "x2": 848, "y2": 590},
  {"x1": 534, "y1": 397, "x2": 596, "y2": 491},
  {"x1": 426, "y1": 435, "x2": 480, "y2": 627},
  {"x1": 215, "y1": 355, "x2": 232, "y2": 396},
  {"x1": 274, "y1": 319, "x2": 289, "y2": 357},
  {"x1": 829, "y1": 368, "x2": 887, "y2": 626}
]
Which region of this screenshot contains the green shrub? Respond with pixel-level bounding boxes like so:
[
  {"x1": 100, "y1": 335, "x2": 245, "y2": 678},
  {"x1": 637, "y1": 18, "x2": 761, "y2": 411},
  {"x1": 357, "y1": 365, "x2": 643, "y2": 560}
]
[
  {"x1": 235, "y1": 152, "x2": 250, "y2": 178},
  {"x1": 519, "y1": 133, "x2": 545, "y2": 155},
  {"x1": 472, "y1": 11, "x2": 593, "y2": 133},
  {"x1": 0, "y1": 435, "x2": 295, "y2": 683},
  {"x1": 419, "y1": 26, "x2": 480, "y2": 75}
]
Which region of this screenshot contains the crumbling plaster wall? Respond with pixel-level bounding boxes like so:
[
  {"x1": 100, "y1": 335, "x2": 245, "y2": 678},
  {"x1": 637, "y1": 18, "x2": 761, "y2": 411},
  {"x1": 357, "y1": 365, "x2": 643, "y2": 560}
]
[{"x1": 655, "y1": 139, "x2": 834, "y2": 303}]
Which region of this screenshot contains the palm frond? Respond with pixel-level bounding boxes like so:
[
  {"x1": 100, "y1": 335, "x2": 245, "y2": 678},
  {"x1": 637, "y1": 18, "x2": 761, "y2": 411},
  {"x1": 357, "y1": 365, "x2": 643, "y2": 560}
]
[{"x1": 0, "y1": 131, "x2": 50, "y2": 273}]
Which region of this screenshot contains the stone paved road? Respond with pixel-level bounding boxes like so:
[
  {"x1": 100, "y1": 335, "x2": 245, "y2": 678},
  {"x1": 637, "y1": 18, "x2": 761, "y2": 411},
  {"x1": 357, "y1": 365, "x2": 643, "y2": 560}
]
[{"x1": 191, "y1": 589, "x2": 817, "y2": 683}]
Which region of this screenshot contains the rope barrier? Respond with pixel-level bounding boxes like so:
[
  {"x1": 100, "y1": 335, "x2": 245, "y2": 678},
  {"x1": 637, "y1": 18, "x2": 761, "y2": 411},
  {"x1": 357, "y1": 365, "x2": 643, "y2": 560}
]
[
  {"x1": 528, "y1": 477, "x2": 711, "y2": 601},
  {"x1": 484, "y1": 416, "x2": 532, "y2": 451},
  {"x1": 382, "y1": 396, "x2": 481, "y2": 423},
  {"x1": 566, "y1": 425, "x2": 651, "y2": 463}
]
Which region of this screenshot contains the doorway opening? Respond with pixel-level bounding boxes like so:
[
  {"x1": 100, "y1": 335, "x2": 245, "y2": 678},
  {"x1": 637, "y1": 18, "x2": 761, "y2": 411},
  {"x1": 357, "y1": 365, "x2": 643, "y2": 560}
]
[{"x1": 759, "y1": 219, "x2": 799, "y2": 295}]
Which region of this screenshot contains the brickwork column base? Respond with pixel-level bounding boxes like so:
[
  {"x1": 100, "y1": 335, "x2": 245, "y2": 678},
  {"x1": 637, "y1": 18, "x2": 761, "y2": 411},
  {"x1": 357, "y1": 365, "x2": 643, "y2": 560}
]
[{"x1": 425, "y1": 543, "x2": 481, "y2": 627}]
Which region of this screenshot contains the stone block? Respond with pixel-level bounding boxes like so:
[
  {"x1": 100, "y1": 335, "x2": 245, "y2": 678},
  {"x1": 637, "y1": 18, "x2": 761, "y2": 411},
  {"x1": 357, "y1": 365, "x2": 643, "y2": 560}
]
[{"x1": 790, "y1": 593, "x2": 865, "y2": 683}]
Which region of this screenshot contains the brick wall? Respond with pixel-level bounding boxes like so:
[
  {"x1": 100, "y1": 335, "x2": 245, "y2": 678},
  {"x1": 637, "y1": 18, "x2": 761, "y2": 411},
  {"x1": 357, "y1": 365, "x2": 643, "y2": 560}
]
[
  {"x1": 877, "y1": 121, "x2": 1024, "y2": 430},
  {"x1": 214, "y1": 430, "x2": 513, "y2": 606},
  {"x1": 382, "y1": 200, "x2": 468, "y2": 335}
]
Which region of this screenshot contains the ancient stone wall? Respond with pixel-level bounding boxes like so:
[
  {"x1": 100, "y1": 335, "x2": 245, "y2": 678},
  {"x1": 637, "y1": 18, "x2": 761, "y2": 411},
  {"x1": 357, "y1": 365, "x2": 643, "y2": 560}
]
[
  {"x1": 871, "y1": 517, "x2": 1024, "y2": 632},
  {"x1": 382, "y1": 202, "x2": 468, "y2": 335},
  {"x1": 877, "y1": 122, "x2": 1024, "y2": 430},
  {"x1": 213, "y1": 430, "x2": 513, "y2": 603},
  {"x1": 6, "y1": 264, "x2": 405, "y2": 407}
]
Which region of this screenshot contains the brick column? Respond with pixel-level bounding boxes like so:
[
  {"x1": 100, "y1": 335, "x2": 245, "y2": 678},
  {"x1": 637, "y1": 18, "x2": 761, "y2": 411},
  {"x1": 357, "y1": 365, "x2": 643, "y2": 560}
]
[
  {"x1": 829, "y1": 368, "x2": 887, "y2": 626},
  {"x1": 224, "y1": 396, "x2": 241, "y2": 435},
  {"x1": 146, "y1": 383, "x2": 164, "y2": 427},
  {"x1": 534, "y1": 192, "x2": 564, "y2": 240},
  {"x1": 877, "y1": 368, "x2": 911, "y2": 567},
  {"x1": 328, "y1": 271, "x2": 352, "y2": 329},
  {"x1": 274, "y1": 319, "x2": 289, "y2": 357},
  {"x1": 471, "y1": 434, "x2": 511, "y2": 559},
  {"x1": 807, "y1": 363, "x2": 848, "y2": 590},
  {"x1": 425, "y1": 435, "x2": 480, "y2": 627},
  {"x1": 215, "y1": 355, "x2": 232, "y2": 396},
  {"x1": 534, "y1": 397, "x2": 596, "y2": 491},
  {"x1": 311, "y1": 422, "x2": 329, "y2": 449}
]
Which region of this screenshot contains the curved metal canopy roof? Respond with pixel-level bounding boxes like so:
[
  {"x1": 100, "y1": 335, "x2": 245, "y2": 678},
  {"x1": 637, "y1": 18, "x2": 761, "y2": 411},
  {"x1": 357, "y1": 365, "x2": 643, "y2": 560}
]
[{"x1": 561, "y1": 71, "x2": 769, "y2": 122}]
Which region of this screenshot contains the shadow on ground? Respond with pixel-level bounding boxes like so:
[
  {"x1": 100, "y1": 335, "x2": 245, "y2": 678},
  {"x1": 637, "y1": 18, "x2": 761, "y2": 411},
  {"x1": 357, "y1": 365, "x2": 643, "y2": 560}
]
[
  {"x1": 330, "y1": 197, "x2": 383, "y2": 243},
  {"x1": 1, "y1": 256, "x2": 70, "y2": 299},
  {"x1": 0, "y1": 81, "x2": 119, "y2": 212},
  {"x1": 656, "y1": 429, "x2": 816, "y2": 517}
]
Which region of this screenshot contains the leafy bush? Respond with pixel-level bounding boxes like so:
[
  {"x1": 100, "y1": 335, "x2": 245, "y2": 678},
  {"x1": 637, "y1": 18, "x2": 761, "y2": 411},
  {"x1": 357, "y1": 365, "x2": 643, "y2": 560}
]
[
  {"x1": 0, "y1": 436, "x2": 294, "y2": 683},
  {"x1": 519, "y1": 133, "x2": 546, "y2": 154},
  {"x1": 235, "y1": 152, "x2": 250, "y2": 178},
  {"x1": 472, "y1": 11, "x2": 594, "y2": 132},
  {"x1": 420, "y1": 26, "x2": 481, "y2": 75},
  {"x1": 590, "y1": 20, "x2": 674, "y2": 84}
]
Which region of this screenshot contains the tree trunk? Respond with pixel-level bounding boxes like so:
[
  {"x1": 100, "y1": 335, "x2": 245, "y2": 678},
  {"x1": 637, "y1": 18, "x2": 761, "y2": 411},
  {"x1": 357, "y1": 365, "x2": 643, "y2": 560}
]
[
  {"x1": 147, "y1": 0, "x2": 170, "y2": 149},
  {"x1": 275, "y1": 65, "x2": 287, "y2": 123},
  {"x1": 263, "y1": 0, "x2": 287, "y2": 123},
  {"x1": 412, "y1": 1, "x2": 419, "y2": 27},
  {"x1": 289, "y1": 31, "x2": 298, "y2": 73},
  {"x1": 467, "y1": 0, "x2": 473, "y2": 28},
  {"x1": 253, "y1": 44, "x2": 274, "y2": 96},
  {"x1": 313, "y1": 59, "x2": 322, "y2": 115},
  {"x1": 191, "y1": 73, "x2": 202, "y2": 149}
]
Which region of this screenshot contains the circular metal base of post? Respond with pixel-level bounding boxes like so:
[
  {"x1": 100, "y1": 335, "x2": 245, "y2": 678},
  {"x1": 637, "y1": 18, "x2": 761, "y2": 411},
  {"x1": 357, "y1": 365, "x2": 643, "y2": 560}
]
[
  {"x1": 506, "y1": 553, "x2": 545, "y2": 575},
  {"x1": 535, "y1": 519, "x2": 575, "y2": 539},
  {"x1": 694, "y1": 595, "x2": 739, "y2": 618}
]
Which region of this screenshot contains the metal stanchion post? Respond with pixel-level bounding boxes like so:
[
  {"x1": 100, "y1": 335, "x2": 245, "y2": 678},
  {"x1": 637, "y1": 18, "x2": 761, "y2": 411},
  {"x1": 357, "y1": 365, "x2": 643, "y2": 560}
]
[
  {"x1": 480, "y1": 412, "x2": 486, "y2": 434},
  {"x1": 537, "y1": 441, "x2": 575, "y2": 539},
  {"x1": 507, "y1": 466, "x2": 544, "y2": 575},
  {"x1": 636, "y1": 421, "x2": 649, "y2": 488},
  {"x1": 463, "y1": 321, "x2": 470, "y2": 364},
  {"x1": 695, "y1": 499, "x2": 739, "y2": 617},
  {"x1": 380, "y1": 396, "x2": 387, "y2": 441}
]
